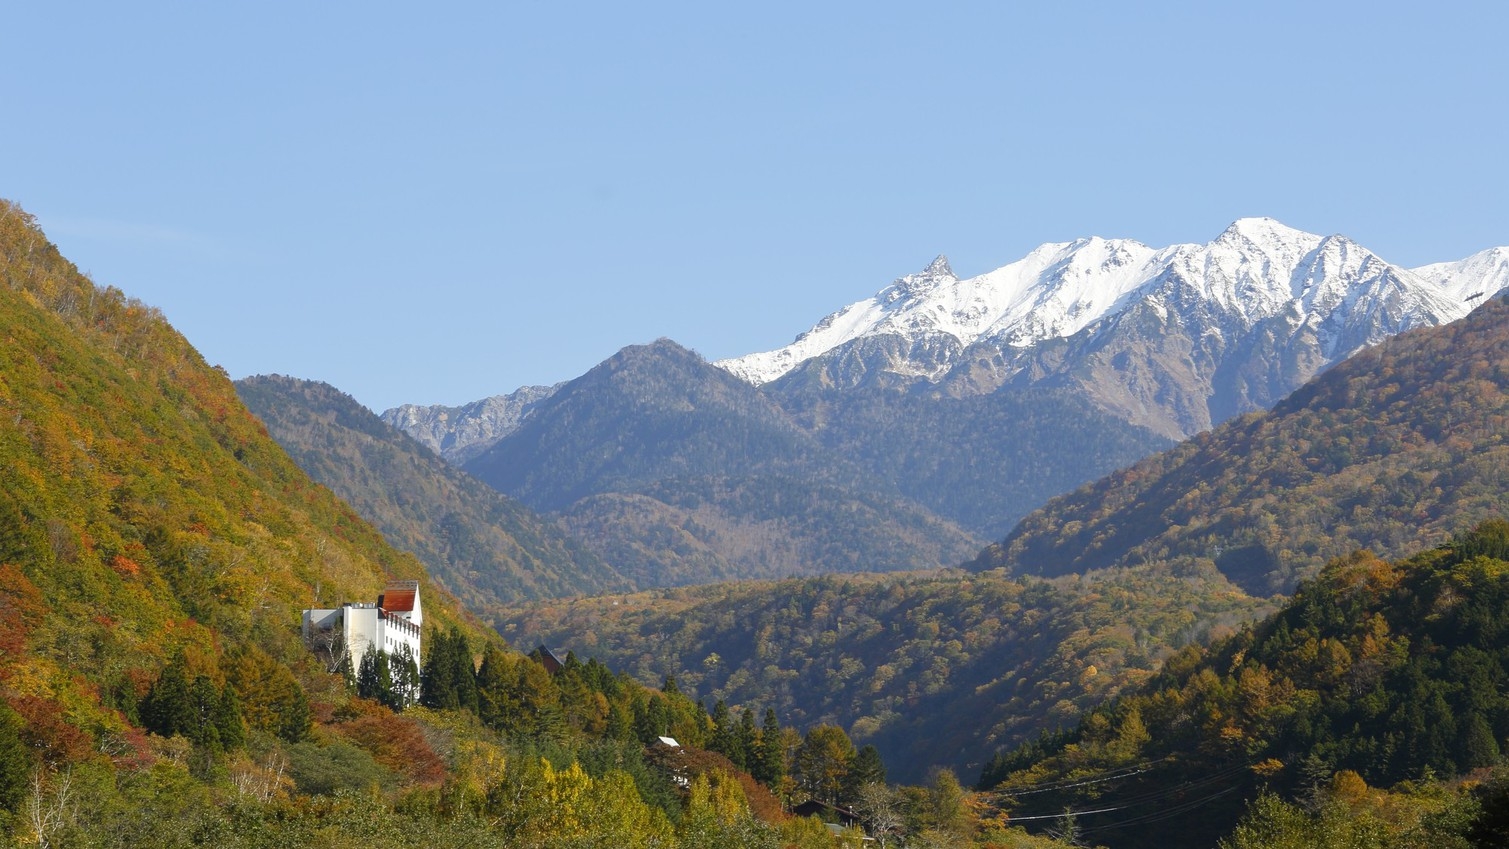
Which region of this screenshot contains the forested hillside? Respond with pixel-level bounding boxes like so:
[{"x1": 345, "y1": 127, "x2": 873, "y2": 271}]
[
  {"x1": 4, "y1": 200, "x2": 1090, "y2": 848},
  {"x1": 493, "y1": 569, "x2": 1267, "y2": 784},
  {"x1": 464, "y1": 339, "x2": 986, "y2": 586},
  {"x1": 0, "y1": 198, "x2": 479, "y2": 719},
  {"x1": 979, "y1": 523, "x2": 1509, "y2": 849},
  {"x1": 766, "y1": 380, "x2": 1175, "y2": 538},
  {"x1": 235, "y1": 375, "x2": 628, "y2": 605},
  {"x1": 981, "y1": 295, "x2": 1509, "y2": 594}
]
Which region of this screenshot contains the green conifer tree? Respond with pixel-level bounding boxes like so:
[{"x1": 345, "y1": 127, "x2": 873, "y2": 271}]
[
  {"x1": 140, "y1": 659, "x2": 194, "y2": 738},
  {"x1": 753, "y1": 708, "x2": 786, "y2": 787},
  {"x1": 357, "y1": 648, "x2": 394, "y2": 707},
  {"x1": 710, "y1": 700, "x2": 747, "y2": 769},
  {"x1": 0, "y1": 703, "x2": 29, "y2": 813},
  {"x1": 738, "y1": 708, "x2": 758, "y2": 772}
]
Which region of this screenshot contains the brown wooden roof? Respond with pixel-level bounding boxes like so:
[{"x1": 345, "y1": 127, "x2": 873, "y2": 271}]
[{"x1": 378, "y1": 581, "x2": 419, "y2": 613}]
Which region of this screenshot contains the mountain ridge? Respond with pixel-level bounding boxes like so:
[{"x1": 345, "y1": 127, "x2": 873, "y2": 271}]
[
  {"x1": 722, "y1": 218, "x2": 1504, "y2": 441},
  {"x1": 381, "y1": 382, "x2": 560, "y2": 465},
  {"x1": 462, "y1": 338, "x2": 987, "y2": 584},
  {"x1": 236, "y1": 374, "x2": 630, "y2": 606},
  {"x1": 718, "y1": 218, "x2": 1497, "y2": 389},
  {"x1": 977, "y1": 292, "x2": 1509, "y2": 594}
]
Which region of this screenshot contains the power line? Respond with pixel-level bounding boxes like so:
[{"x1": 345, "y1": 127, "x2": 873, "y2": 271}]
[
  {"x1": 981, "y1": 756, "x2": 1176, "y2": 799},
  {"x1": 1004, "y1": 804, "x2": 1132, "y2": 823},
  {"x1": 986, "y1": 759, "x2": 1256, "y2": 830},
  {"x1": 1079, "y1": 785, "x2": 1244, "y2": 834}
]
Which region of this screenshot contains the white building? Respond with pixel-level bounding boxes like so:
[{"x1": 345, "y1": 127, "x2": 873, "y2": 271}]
[{"x1": 302, "y1": 580, "x2": 422, "y2": 674}]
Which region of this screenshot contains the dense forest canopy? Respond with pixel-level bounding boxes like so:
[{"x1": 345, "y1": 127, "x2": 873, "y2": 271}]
[
  {"x1": 235, "y1": 374, "x2": 628, "y2": 605},
  {"x1": 984, "y1": 295, "x2": 1509, "y2": 595},
  {"x1": 980, "y1": 522, "x2": 1509, "y2": 849},
  {"x1": 495, "y1": 568, "x2": 1268, "y2": 784},
  {"x1": 0, "y1": 199, "x2": 1101, "y2": 847}
]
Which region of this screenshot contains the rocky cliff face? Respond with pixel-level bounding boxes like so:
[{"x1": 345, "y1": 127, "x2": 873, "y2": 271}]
[{"x1": 381, "y1": 383, "x2": 559, "y2": 464}]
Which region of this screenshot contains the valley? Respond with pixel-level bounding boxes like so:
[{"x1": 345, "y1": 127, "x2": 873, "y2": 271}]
[{"x1": 5, "y1": 198, "x2": 1509, "y2": 847}]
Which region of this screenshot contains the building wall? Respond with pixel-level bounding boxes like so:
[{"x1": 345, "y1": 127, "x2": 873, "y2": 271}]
[{"x1": 303, "y1": 589, "x2": 422, "y2": 679}]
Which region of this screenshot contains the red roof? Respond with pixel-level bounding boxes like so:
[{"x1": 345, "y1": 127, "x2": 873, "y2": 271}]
[{"x1": 378, "y1": 581, "x2": 419, "y2": 613}]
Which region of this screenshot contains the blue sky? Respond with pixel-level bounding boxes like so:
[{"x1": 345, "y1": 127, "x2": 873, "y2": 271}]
[{"x1": 4, "y1": 2, "x2": 1506, "y2": 412}]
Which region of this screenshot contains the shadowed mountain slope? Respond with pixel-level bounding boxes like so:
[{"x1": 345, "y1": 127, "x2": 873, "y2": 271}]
[
  {"x1": 464, "y1": 339, "x2": 986, "y2": 585},
  {"x1": 236, "y1": 375, "x2": 628, "y2": 606},
  {"x1": 979, "y1": 295, "x2": 1509, "y2": 594}
]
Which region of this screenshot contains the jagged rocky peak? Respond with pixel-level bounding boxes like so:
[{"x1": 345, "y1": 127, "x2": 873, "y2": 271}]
[
  {"x1": 716, "y1": 219, "x2": 1508, "y2": 390},
  {"x1": 890, "y1": 254, "x2": 957, "y2": 299},
  {"x1": 382, "y1": 383, "x2": 561, "y2": 465},
  {"x1": 923, "y1": 254, "x2": 954, "y2": 277}
]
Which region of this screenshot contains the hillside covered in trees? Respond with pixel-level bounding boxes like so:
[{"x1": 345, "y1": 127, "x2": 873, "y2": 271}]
[
  {"x1": 235, "y1": 375, "x2": 629, "y2": 605},
  {"x1": 0, "y1": 199, "x2": 1103, "y2": 847},
  {"x1": 764, "y1": 379, "x2": 1178, "y2": 539},
  {"x1": 463, "y1": 338, "x2": 987, "y2": 586},
  {"x1": 980, "y1": 295, "x2": 1509, "y2": 594},
  {"x1": 978, "y1": 523, "x2": 1509, "y2": 849},
  {"x1": 494, "y1": 569, "x2": 1267, "y2": 784}
]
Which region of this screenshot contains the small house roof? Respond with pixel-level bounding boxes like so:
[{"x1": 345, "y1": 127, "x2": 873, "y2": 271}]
[
  {"x1": 535, "y1": 645, "x2": 566, "y2": 674},
  {"x1": 378, "y1": 581, "x2": 419, "y2": 613},
  {"x1": 657, "y1": 736, "x2": 681, "y2": 748}
]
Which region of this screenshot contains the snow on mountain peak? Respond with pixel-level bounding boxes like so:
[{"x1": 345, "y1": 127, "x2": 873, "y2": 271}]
[
  {"x1": 890, "y1": 255, "x2": 958, "y2": 300},
  {"x1": 715, "y1": 221, "x2": 1508, "y2": 386},
  {"x1": 1412, "y1": 247, "x2": 1509, "y2": 306},
  {"x1": 1218, "y1": 216, "x2": 1314, "y2": 246},
  {"x1": 924, "y1": 254, "x2": 954, "y2": 277}
]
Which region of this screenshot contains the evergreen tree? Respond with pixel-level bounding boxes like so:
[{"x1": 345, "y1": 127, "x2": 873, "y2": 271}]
[
  {"x1": 391, "y1": 644, "x2": 421, "y2": 710},
  {"x1": 737, "y1": 708, "x2": 758, "y2": 772},
  {"x1": 0, "y1": 702, "x2": 29, "y2": 814},
  {"x1": 214, "y1": 687, "x2": 245, "y2": 752},
  {"x1": 188, "y1": 675, "x2": 225, "y2": 751},
  {"x1": 139, "y1": 657, "x2": 244, "y2": 754},
  {"x1": 421, "y1": 627, "x2": 478, "y2": 713},
  {"x1": 710, "y1": 700, "x2": 742, "y2": 766},
  {"x1": 140, "y1": 659, "x2": 194, "y2": 738},
  {"x1": 357, "y1": 647, "x2": 394, "y2": 707},
  {"x1": 475, "y1": 644, "x2": 513, "y2": 730},
  {"x1": 844, "y1": 744, "x2": 886, "y2": 804},
  {"x1": 636, "y1": 694, "x2": 670, "y2": 745},
  {"x1": 606, "y1": 700, "x2": 633, "y2": 741},
  {"x1": 453, "y1": 632, "x2": 480, "y2": 714},
  {"x1": 420, "y1": 630, "x2": 459, "y2": 710},
  {"x1": 753, "y1": 707, "x2": 786, "y2": 787}
]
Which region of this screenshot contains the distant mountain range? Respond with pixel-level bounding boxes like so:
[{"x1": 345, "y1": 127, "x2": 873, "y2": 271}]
[
  {"x1": 459, "y1": 339, "x2": 988, "y2": 586},
  {"x1": 977, "y1": 291, "x2": 1509, "y2": 594},
  {"x1": 376, "y1": 220, "x2": 1506, "y2": 587},
  {"x1": 722, "y1": 218, "x2": 1507, "y2": 439},
  {"x1": 383, "y1": 383, "x2": 560, "y2": 466},
  {"x1": 236, "y1": 375, "x2": 629, "y2": 606}
]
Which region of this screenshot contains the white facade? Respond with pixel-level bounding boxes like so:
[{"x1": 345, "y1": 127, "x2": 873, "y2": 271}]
[{"x1": 302, "y1": 581, "x2": 422, "y2": 673}]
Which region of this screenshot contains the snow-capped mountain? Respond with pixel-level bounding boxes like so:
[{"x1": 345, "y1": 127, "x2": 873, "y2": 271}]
[
  {"x1": 719, "y1": 219, "x2": 1496, "y2": 386},
  {"x1": 1412, "y1": 246, "x2": 1509, "y2": 306},
  {"x1": 720, "y1": 218, "x2": 1507, "y2": 438}
]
